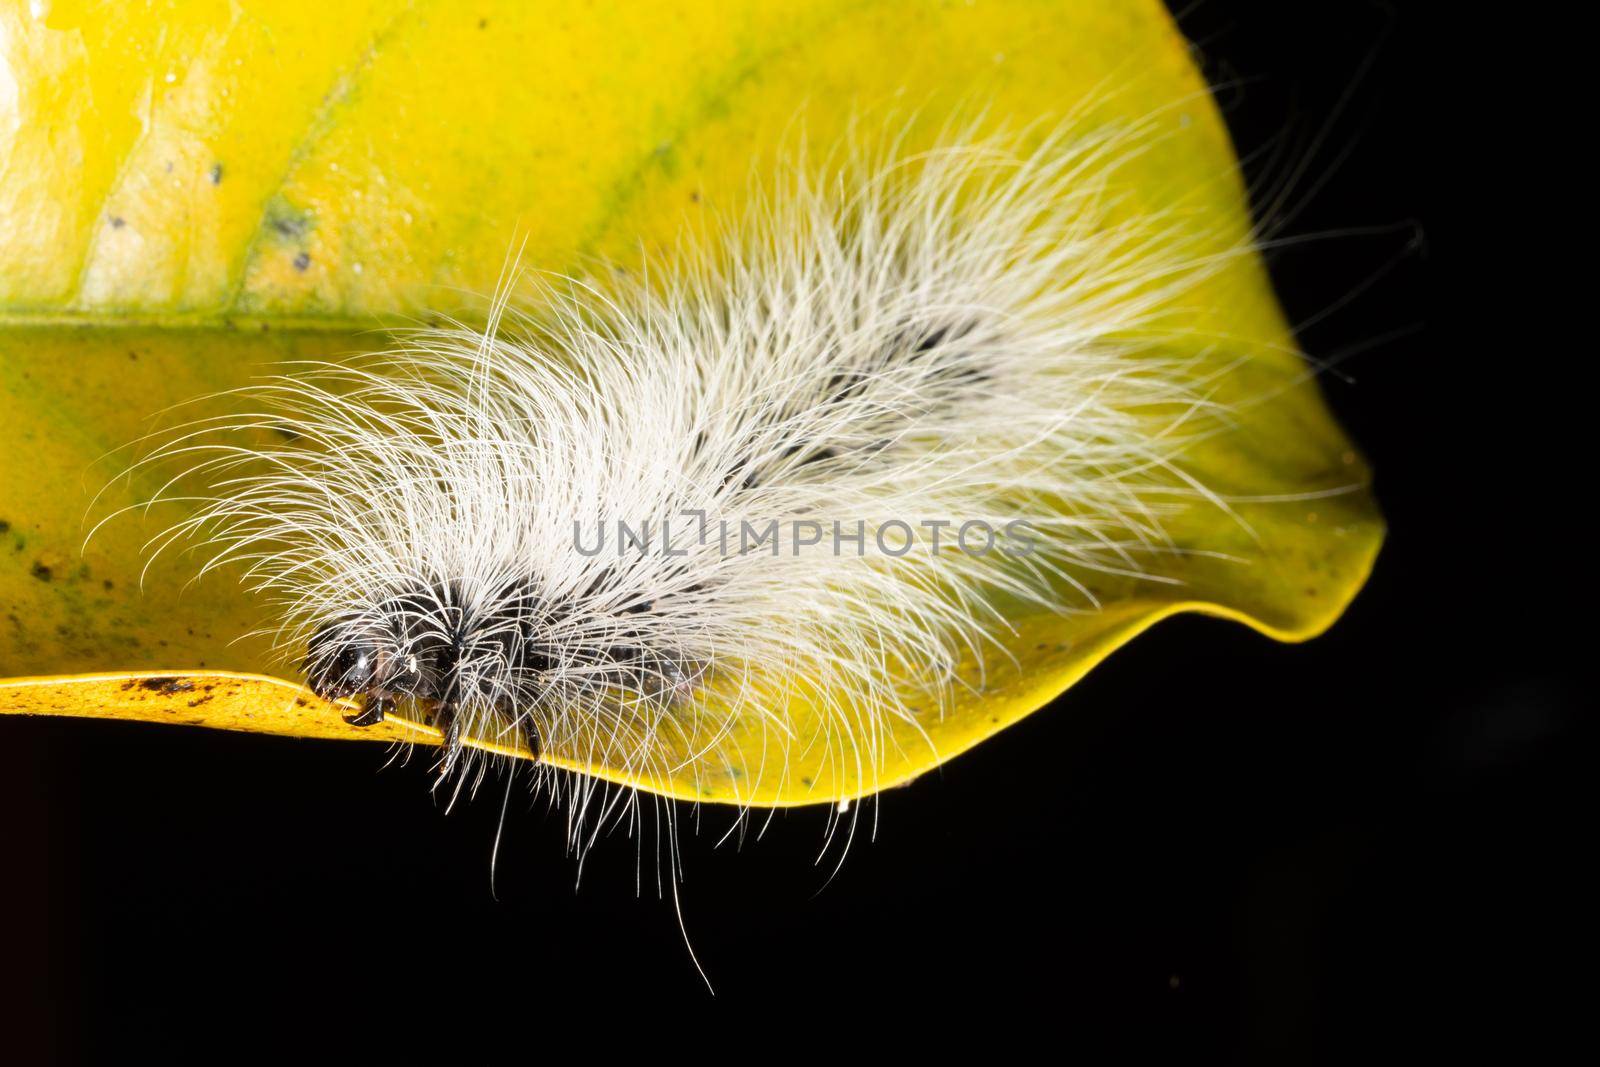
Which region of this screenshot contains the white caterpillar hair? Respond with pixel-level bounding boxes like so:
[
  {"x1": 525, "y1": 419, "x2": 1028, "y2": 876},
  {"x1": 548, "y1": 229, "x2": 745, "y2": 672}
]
[{"x1": 124, "y1": 113, "x2": 1244, "y2": 839}]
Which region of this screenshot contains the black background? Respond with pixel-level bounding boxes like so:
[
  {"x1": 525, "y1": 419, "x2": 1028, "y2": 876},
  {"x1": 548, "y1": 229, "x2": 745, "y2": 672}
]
[{"x1": 5, "y1": 3, "x2": 1556, "y2": 1062}]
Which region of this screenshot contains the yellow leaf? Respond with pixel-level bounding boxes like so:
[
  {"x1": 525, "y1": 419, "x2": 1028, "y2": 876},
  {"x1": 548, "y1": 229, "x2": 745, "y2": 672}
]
[{"x1": 0, "y1": 0, "x2": 1382, "y2": 805}]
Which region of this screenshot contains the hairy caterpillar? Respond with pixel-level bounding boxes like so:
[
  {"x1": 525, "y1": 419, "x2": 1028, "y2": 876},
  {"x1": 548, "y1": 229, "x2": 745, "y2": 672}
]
[{"x1": 121, "y1": 114, "x2": 1247, "y2": 817}]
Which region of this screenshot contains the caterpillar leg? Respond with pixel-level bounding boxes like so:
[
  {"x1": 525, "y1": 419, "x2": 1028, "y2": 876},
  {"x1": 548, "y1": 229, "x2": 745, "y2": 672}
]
[
  {"x1": 342, "y1": 696, "x2": 389, "y2": 727},
  {"x1": 435, "y1": 701, "x2": 463, "y2": 775}
]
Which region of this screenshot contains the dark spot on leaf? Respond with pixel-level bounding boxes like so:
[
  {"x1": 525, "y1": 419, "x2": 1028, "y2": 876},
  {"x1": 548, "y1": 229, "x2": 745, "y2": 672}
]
[
  {"x1": 0, "y1": 519, "x2": 8, "y2": 534},
  {"x1": 109, "y1": 216, "x2": 125, "y2": 229},
  {"x1": 478, "y1": 16, "x2": 487, "y2": 28},
  {"x1": 139, "y1": 677, "x2": 195, "y2": 694},
  {"x1": 30, "y1": 560, "x2": 51, "y2": 582},
  {"x1": 266, "y1": 197, "x2": 312, "y2": 239},
  {"x1": 102, "y1": 579, "x2": 114, "y2": 590},
  {"x1": 293, "y1": 252, "x2": 311, "y2": 271},
  {"x1": 209, "y1": 162, "x2": 223, "y2": 184},
  {"x1": 187, "y1": 695, "x2": 214, "y2": 707}
]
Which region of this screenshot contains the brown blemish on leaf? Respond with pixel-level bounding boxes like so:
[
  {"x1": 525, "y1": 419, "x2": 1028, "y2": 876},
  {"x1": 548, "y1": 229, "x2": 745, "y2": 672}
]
[{"x1": 138, "y1": 676, "x2": 195, "y2": 694}]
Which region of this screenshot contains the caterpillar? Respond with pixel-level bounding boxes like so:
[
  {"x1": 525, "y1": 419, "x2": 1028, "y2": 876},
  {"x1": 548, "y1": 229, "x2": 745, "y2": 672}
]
[{"x1": 123, "y1": 114, "x2": 1243, "y2": 820}]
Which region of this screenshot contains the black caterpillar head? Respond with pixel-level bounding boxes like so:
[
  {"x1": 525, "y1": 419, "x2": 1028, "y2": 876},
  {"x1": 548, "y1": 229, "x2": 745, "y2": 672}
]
[
  {"x1": 303, "y1": 606, "x2": 441, "y2": 710},
  {"x1": 299, "y1": 575, "x2": 698, "y2": 746},
  {"x1": 302, "y1": 582, "x2": 504, "y2": 722}
]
